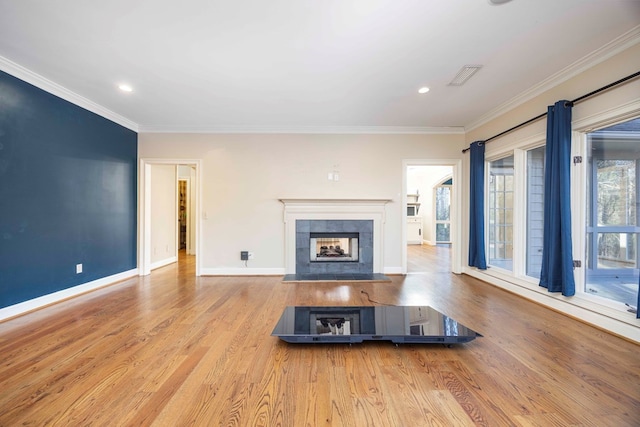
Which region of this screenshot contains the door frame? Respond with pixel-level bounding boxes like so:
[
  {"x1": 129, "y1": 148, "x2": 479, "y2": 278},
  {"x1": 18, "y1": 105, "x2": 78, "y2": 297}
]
[
  {"x1": 139, "y1": 158, "x2": 202, "y2": 276},
  {"x1": 402, "y1": 159, "x2": 462, "y2": 275}
]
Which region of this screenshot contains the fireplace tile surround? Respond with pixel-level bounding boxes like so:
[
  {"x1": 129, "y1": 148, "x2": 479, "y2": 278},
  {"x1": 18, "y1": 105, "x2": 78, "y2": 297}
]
[
  {"x1": 296, "y1": 220, "x2": 373, "y2": 274},
  {"x1": 280, "y1": 198, "x2": 392, "y2": 282}
]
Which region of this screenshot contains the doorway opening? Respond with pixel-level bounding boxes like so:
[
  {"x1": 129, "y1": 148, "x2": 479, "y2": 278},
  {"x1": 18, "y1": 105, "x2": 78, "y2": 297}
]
[
  {"x1": 179, "y1": 179, "x2": 188, "y2": 251},
  {"x1": 139, "y1": 159, "x2": 202, "y2": 276},
  {"x1": 178, "y1": 165, "x2": 197, "y2": 257},
  {"x1": 402, "y1": 160, "x2": 461, "y2": 274}
]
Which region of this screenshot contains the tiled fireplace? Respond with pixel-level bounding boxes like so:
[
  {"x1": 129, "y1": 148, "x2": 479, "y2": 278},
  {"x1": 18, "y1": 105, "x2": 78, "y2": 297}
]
[
  {"x1": 280, "y1": 198, "x2": 391, "y2": 278},
  {"x1": 296, "y1": 219, "x2": 373, "y2": 274}
]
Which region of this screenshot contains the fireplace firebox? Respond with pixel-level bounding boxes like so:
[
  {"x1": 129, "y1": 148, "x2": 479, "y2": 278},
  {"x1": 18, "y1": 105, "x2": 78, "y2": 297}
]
[{"x1": 310, "y1": 232, "x2": 359, "y2": 262}]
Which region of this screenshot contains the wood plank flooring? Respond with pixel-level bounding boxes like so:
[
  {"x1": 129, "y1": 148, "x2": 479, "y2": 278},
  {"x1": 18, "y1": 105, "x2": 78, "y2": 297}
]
[{"x1": 1, "y1": 247, "x2": 639, "y2": 426}]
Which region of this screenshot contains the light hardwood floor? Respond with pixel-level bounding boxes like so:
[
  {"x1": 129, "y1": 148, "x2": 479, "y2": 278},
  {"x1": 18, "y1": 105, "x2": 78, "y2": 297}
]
[
  {"x1": 1, "y1": 247, "x2": 638, "y2": 426},
  {"x1": 407, "y1": 243, "x2": 451, "y2": 274}
]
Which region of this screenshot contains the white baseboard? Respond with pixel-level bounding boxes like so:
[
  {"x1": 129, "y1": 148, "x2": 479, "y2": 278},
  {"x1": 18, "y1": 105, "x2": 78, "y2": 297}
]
[
  {"x1": 150, "y1": 256, "x2": 177, "y2": 271},
  {"x1": 0, "y1": 268, "x2": 139, "y2": 322},
  {"x1": 200, "y1": 267, "x2": 286, "y2": 276},
  {"x1": 383, "y1": 267, "x2": 403, "y2": 275}
]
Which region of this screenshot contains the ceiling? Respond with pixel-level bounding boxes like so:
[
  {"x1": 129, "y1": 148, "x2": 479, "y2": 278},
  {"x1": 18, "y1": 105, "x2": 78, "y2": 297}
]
[{"x1": 0, "y1": 0, "x2": 639, "y2": 133}]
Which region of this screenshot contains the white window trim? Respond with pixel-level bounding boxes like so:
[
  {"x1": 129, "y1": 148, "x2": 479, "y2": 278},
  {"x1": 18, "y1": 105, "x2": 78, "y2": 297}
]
[{"x1": 512, "y1": 148, "x2": 526, "y2": 275}]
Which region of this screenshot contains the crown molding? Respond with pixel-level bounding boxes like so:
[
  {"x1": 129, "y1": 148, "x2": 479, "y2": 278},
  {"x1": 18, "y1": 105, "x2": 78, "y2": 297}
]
[
  {"x1": 138, "y1": 124, "x2": 465, "y2": 135},
  {"x1": 465, "y1": 25, "x2": 640, "y2": 132},
  {"x1": 0, "y1": 55, "x2": 139, "y2": 132}
]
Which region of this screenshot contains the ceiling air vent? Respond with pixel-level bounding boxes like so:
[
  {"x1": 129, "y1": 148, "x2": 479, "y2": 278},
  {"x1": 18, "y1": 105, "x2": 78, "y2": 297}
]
[{"x1": 448, "y1": 65, "x2": 483, "y2": 86}]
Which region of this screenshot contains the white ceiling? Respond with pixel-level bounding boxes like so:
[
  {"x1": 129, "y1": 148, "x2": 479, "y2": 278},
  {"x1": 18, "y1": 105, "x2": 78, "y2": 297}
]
[{"x1": 0, "y1": 0, "x2": 639, "y2": 133}]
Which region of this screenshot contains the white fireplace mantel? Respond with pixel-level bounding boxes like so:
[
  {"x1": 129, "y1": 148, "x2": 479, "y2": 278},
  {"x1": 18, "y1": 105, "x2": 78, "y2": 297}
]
[{"x1": 280, "y1": 198, "x2": 391, "y2": 274}]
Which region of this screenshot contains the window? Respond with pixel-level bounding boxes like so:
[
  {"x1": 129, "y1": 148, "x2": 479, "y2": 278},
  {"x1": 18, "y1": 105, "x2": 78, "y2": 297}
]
[
  {"x1": 488, "y1": 156, "x2": 514, "y2": 271},
  {"x1": 585, "y1": 117, "x2": 640, "y2": 306},
  {"x1": 526, "y1": 146, "x2": 545, "y2": 278},
  {"x1": 474, "y1": 90, "x2": 639, "y2": 336},
  {"x1": 435, "y1": 178, "x2": 452, "y2": 243}
]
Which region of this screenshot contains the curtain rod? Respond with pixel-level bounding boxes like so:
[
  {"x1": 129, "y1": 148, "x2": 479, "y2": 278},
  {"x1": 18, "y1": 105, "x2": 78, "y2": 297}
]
[{"x1": 461, "y1": 70, "x2": 640, "y2": 153}]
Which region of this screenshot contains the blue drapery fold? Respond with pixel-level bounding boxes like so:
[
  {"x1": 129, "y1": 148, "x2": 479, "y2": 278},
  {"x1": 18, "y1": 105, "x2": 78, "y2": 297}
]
[
  {"x1": 539, "y1": 101, "x2": 575, "y2": 296},
  {"x1": 468, "y1": 141, "x2": 487, "y2": 269},
  {"x1": 637, "y1": 274, "x2": 639, "y2": 318}
]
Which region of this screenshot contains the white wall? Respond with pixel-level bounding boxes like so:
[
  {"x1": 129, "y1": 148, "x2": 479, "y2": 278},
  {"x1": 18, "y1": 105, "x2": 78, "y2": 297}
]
[
  {"x1": 139, "y1": 133, "x2": 465, "y2": 273},
  {"x1": 150, "y1": 164, "x2": 177, "y2": 268},
  {"x1": 178, "y1": 165, "x2": 191, "y2": 178}
]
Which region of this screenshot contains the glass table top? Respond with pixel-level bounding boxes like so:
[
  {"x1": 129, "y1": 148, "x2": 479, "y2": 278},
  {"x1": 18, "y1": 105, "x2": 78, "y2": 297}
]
[{"x1": 272, "y1": 305, "x2": 481, "y2": 345}]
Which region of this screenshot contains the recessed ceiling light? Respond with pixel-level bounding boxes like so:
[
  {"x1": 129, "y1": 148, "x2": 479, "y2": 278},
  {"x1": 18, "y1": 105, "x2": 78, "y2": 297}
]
[
  {"x1": 118, "y1": 84, "x2": 133, "y2": 93},
  {"x1": 418, "y1": 87, "x2": 430, "y2": 94},
  {"x1": 488, "y1": 0, "x2": 513, "y2": 4}
]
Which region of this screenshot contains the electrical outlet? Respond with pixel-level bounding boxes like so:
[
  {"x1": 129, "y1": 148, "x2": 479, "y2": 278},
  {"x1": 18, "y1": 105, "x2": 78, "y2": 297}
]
[
  {"x1": 76, "y1": 263, "x2": 83, "y2": 274},
  {"x1": 240, "y1": 251, "x2": 249, "y2": 261},
  {"x1": 248, "y1": 252, "x2": 254, "y2": 260}
]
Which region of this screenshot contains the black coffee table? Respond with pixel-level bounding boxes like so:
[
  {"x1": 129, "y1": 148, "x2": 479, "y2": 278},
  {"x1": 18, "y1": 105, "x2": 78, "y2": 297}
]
[{"x1": 272, "y1": 305, "x2": 481, "y2": 345}]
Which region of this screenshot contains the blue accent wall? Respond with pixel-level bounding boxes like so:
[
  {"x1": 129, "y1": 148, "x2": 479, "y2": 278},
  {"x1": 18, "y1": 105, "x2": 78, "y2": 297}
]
[{"x1": 0, "y1": 70, "x2": 137, "y2": 309}]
